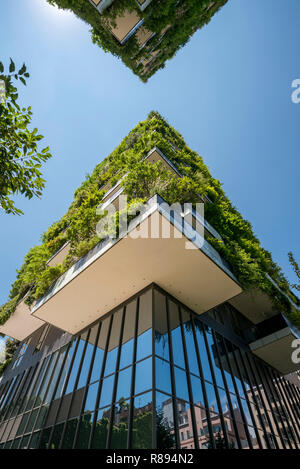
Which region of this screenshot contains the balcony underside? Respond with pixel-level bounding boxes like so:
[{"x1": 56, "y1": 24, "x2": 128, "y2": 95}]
[
  {"x1": 32, "y1": 197, "x2": 241, "y2": 335},
  {"x1": 0, "y1": 300, "x2": 44, "y2": 342},
  {"x1": 229, "y1": 289, "x2": 279, "y2": 324},
  {"x1": 250, "y1": 328, "x2": 300, "y2": 375}
]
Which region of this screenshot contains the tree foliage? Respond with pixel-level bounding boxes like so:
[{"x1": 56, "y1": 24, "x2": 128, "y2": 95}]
[{"x1": 0, "y1": 59, "x2": 51, "y2": 215}]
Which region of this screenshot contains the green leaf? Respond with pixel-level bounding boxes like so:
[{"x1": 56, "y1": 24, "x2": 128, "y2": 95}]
[
  {"x1": 0, "y1": 62, "x2": 4, "y2": 73},
  {"x1": 18, "y1": 63, "x2": 26, "y2": 75},
  {"x1": 9, "y1": 58, "x2": 15, "y2": 73}
]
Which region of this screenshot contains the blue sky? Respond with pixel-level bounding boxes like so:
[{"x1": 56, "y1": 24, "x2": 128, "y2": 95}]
[{"x1": 0, "y1": 0, "x2": 299, "y2": 310}]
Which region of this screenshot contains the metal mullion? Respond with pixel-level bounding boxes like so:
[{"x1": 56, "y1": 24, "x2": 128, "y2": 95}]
[
  {"x1": 264, "y1": 366, "x2": 296, "y2": 449},
  {"x1": 72, "y1": 321, "x2": 102, "y2": 449},
  {"x1": 22, "y1": 356, "x2": 53, "y2": 440},
  {"x1": 0, "y1": 379, "x2": 16, "y2": 423},
  {"x1": 243, "y1": 352, "x2": 275, "y2": 449},
  {"x1": 236, "y1": 348, "x2": 272, "y2": 449},
  {"x1": 47, "y1": 336, "x2": 81, "y2": 448},
  {"x1": 211, "y1": 330, "x2": 242, "y2": 449},
  {"x1": 0, "y1": 376, "x2": 17, "y2": 419},
  {"x1": 284, "y1": 377, "x2": 300, "y2": 420},
  {"x1": 127, "y1": 296, "x2": 140, "y2": 449},
  {"x1": 0, "y1": 381, "x2": 10, "y2": 413},
  {"x1": 106, "y1": 306, "x2": 126, "y2": 449},
  {"x1": 3, "y1": 371, "x2": 28, "y2": 443},
  {"x1": 88, "y1": 313, "x2": 114, "y2": 449},
  {"x1": 257, "y1": 363, "x2": 290, "y2": 450},
  {"x1": 10, "y1": 366, "x2": 35, "y2": 426},
  {"x1": 2, "y1": 372, "x2": 24, "y2": 423},
  {"x1": 178, "y1": 307, "x2": 199, "y2": 449},
  {"x1": 270, "y1": 370, "x2": 300, "y2": 447},
  {"x1": 190, "y1": 317, "x2": 215, "y2": 449},
  {"x1": 254, "y1": 359, "x2": 294, "y2": 449},
  {"x1": 1, "y1": 376, "x2": 25, "y2": 445},
  {"x1": 151, "y1": 288, "x2": 157, "y2": 450},
  {"x1": 220, "y1": 337, "x2": 253, "y2": 449},
  {"x1": 24, "y1": 357, "x2": 49, "y2": 413},
  {"x1": 201, "y1": 325, "x2": 230, "y2": 448},
  {"x1": 59, "y1": 329, "x2": 91, "y2": 449},
  {"x1": 36, "y1": 343, "x2": 72, "y2": 449},
  {"x1": 31, "y1": 354, "x2": 54, "y2": 410},
  {"x1": 3, "y1": 375, "x2": 20, "y2": 420},
  {"x1": 27, "y1": 351, "x2": 62, "y2": 449},
  {"x1": 165, "y1": 296, "x2": 180, "y2": 449},
  {"x1": 281, "y1": 376, "x2": 300, "y2": 437},
  {"x1": 6, "y1": 369, "x2": 29, "y2": 421},
  {"x1": 228, "y1": 343, "x2": 263, "y2": 450}
]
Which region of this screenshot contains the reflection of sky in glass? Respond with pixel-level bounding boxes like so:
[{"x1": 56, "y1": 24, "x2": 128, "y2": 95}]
[
  {"x1": 155, "y1": 357, "x2": 171, "y2": 395},
  {"x1": 136, "y1": 329, "x2": 152, "y2": 362},
  {"x1": 116, "y1": 367, "x2": 132, "y2": 402},
  {"x1": 119, "y1": 339, "x2": 134, "y2": 370},
  {"x1": 135, "y1": 357, "x2": 152, "y2": 395},
  {"x1": 171, "y1": 327, "x2": 185, "y2": 369}
]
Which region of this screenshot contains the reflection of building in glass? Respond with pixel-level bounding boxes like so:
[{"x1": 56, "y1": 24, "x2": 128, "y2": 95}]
[
  {"x1": 0, "y1": 114, "x2": 300, "y2": 449},
  {"x1": 47, "y1": 0, "x2": 228, "y2": 81}
]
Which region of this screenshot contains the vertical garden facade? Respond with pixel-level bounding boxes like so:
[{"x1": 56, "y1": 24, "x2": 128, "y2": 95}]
[{"x1": 0, "y1": 113, "x2": 300, "y2": 449}]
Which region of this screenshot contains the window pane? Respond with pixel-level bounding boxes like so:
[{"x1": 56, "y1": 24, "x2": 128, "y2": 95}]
[
  {"x1": 116, "y1": 367, "x2": 132, "y2": 403},
  {"x1": 120, "y1": 299, "x2": 136, "y2": 370},
  {"x1": 119, "y1": 339, "x2": 134, "y2": 370},
  {"x1": 136, "y1": 329, "x2": 152, "y2": 362},
  {"x1": 77, "y1": 339, "x2": 94, "y2": 389},
  {"x1": 85, "y1": 382, "x2": 98, "y2": 413},
  {"x1": 55, "y1": 341, "x2": 77, "y2": 399},
  {"x1": 176, "y1": 400, "x2": 195, "y2": 449},
  {"x1": 191, "y1": 375, "x2": 204, "y2": 407},
  {"x1": 156, "y1": 392, "x2": 175, "y2": 449},
  {"x1": 76, "y1": 414, "x2": 93, "y2": 449},
  {"x1": 155, "y1": 357, "x2": 171, "y2": 395},
  {"x1": 111, "y1": 404, "x2": 129, "y2": 449},
  {"x1": 135, "y1": 357, "x2": 152, "y2": 395},
  {"x1": 99, "y1": 375, "x2": 114, "y2": 409},
  {"x1": 154, "y1": 290, "x2": 169, "y2": 362},
  {"x1": 92, "y1": 407, "x2": 110, "y2": 449},
  {"x1": 194, "y1": 321, "x2": 212, "y2": 383},
  {"x1": 65, "y1": 338, "x2": 85, "y2": 395},
  {"x1": 182, "y1": 325, "x2": 198, "y2": 378},
  {"x1": 174, "y1": 367, "x2": 189, "y2": 402},
  {"x1": 169, "y1": 301, "x2": 185, "y2": 369},
  {"x1": 61, "y1": 419, "x2": 78, "y2": 449},
  {"x1": 132, "y1": 392, "x2": 152, "y2": 449}
]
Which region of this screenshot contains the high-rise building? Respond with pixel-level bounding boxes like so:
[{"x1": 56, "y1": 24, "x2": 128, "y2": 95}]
[
  {"x1": 47, "y1": 0, "x2": 227, "y2": 81},
  {"x1": 0, "y1": 112, "x2": 300, "y2": 449}
]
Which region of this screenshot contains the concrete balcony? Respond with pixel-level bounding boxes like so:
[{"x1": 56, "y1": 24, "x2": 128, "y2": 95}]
[
  {"x1": 100, "y1": 147, "x2": 182, "y2": 211},
  {"x1": 88, "y1": 0, "x2": 114, "y2": 14},
  {"x1": 249, "y1": 314, "x2": 300, "y2": 375},
  {"x1": 229, "y1": 275, "x2": 299, "y2": 325},
  {"x1": 46, "y1": 242, "x2": 70, "y2": 268},
  {"x1": 108, "y1": 9, "x2": 144, "y2": 45},
  {"x1": 88, "y1": 0, "x2": 153, "y2": 14},
  {"x1": 32, "y1": 195, "x2": 241, "y2": 335},
  {"x1": 0, "y1": 296, "x2": 44, "y2": 342}
]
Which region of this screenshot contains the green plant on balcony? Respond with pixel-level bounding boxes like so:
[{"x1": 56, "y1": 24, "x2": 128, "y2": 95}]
[{"x1": 1, "y1": 112, "x2": 299, "y2": 331}]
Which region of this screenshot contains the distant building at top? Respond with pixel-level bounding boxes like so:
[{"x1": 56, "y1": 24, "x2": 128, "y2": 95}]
[{"x1": 48, "y1": 0, "x2": 227, "y2": 81}]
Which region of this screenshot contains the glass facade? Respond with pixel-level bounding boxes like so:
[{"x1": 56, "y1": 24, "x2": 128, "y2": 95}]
[{"x1": 0, "y1": 285, "x2": 300, "y2": 449}]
